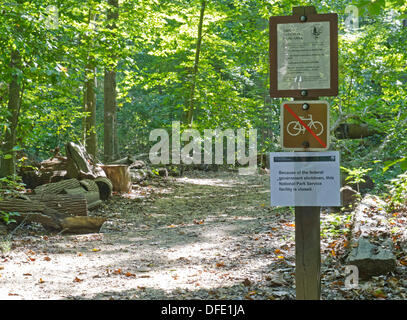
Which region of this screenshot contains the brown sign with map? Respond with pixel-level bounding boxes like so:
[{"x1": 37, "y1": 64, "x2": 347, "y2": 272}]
[{"x1": 269, "y1": 13, "x2": 338, "y2": 98}]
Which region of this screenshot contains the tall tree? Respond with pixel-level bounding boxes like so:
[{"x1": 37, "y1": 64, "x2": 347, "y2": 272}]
[
  {"x1": 83, "y1": 10, "x2": 98, "y2": 159},
  {"x1": 83, "y1": 62, "x2": 97, "y2": 158},
  {"x1": 0, "y1": 1, "x2": 53, "y2": 177},
  {"x1": 0, "y1": 49, "x2": 22, "y2": 177},
  {"x1": 104, "y1": 0, "x2": 119, "y2": 163},
  {"x1": 185, "y1": 0, "x2": 206, "y2": 125}
]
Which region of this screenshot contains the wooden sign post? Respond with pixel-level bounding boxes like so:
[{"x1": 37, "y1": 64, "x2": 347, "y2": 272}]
[{"x1": 269, "y1": 6, "x2": 338, "y2": 300}]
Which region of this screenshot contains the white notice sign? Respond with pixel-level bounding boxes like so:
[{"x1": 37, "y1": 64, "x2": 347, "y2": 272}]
[
  {"x1": 277, "y1": 21, "x2": 331, "y2": 90},
  {"x1": 270, "y1": 151, "x2": 340, "y2": 207}
]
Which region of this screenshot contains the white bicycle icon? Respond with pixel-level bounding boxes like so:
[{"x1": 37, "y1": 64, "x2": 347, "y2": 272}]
[{"x1": 286, "y1": 114, "x2": 324, "y2": 136}]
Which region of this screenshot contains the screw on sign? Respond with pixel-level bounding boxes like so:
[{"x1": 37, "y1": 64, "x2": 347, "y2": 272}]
[{"x1": 280, "y1": 100, "x2": 330, "y2": 151}]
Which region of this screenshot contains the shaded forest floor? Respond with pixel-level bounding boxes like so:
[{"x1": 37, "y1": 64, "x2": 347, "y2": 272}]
[{"x1": 0, "y1": 170, "x2": 406, "y2": 300}]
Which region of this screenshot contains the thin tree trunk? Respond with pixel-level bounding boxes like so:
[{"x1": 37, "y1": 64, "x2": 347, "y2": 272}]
[
  {"x1": 0, "y1": 50, "x2": 22, "y2": 177},
  {"x1": 185, "y1": 0, "x2": 206, "y2": 125},
  {"x1": 84, "y1": 62, "x2": 97, "y2": 159},
  {"x1": 83, "y1": 10, "x2": 98, "y2": 159},
  {"x1": 113, "y1": 114, "x2": 119, "y2": 159},
  {"x1": 104, "y1": 0, "x2": 119, "y2": 163},
  {"x1": 104, "y1": 69, "x2": 116, "y2": 163}
]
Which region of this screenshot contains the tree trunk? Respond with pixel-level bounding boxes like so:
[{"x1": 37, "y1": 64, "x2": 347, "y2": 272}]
[
  {"x1": 0, "y1": 50, "x2": 22, "y2": 177},
  {"x1": 83, "y1": 9, "x2": 98, "y2": 159},
  {"x1": 84, "y1": 62, "x2": 97, "y2": 159},
  {"x1": 185, "y1": 0, "x2": 206, "y2": 125},
  {"x1": 114, "y1": 116, "x2": 119, "y2": 159},
  {"x1": 100, "y1": 164, "x2": 132, "y2": 193},
  {"x1": 104, "y1": 70, "x2": 116, "y2": 163},
  {"x1": 104, "y1": 0, "x2": 119, "y2": 163}
]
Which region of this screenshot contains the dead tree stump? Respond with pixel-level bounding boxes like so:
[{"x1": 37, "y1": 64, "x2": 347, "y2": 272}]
[
  {"x1": 65, "y1": 142, "x2": 106, "y2": 179},
  {"x1": 100, "y1": 165, "x2": 132, "y2": 193}
]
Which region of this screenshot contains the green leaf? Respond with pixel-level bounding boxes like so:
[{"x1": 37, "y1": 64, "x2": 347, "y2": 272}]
[
  {"x1": 383, "y1": 157, "x2": 407, "y2": 173},
  {"x1": 400, "y1": 159, "x2": 407, "y2": 171}
]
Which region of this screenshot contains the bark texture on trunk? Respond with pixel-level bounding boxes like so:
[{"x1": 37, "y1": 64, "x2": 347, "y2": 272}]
[{"x1": 1, "y1": 50, "x2": 22, "y2": 177}]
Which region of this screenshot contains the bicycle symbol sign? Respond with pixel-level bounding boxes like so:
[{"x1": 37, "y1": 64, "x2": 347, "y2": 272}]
[
  {"x1": 287, "y1": 114, "x2": 324, "y2": 136},
  {"x1": 280, "y1": 100, "x2": 330, "y2": 151}
]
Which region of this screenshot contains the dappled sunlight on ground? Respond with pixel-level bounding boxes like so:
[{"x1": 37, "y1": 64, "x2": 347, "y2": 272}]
[
  {"x1": 175, "y1": 176, "x2": 238, "y2": 188},
  {"x1": 1, "y1": 170, "x2": 406, "y2": 300}
]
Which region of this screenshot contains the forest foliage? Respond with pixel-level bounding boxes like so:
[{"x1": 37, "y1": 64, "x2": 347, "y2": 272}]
[{"x1": 0, "y1": 0, "x2": 406, "y2": 199}]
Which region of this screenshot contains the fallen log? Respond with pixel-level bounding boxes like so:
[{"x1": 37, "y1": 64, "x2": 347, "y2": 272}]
[
  {"x1": 60, "y1": 216, "x2": 107, "y2": 234},
  {"x1": 49, "y1": 170, "x2": 68, "y2": 183},
  {"x1": 63, "y1": 187, "x2": 102, "y2": 210},
  {"x1": 14, "y1": 211, "x2": 61, "y2": 230},
  {"x1": 21, "y1": 170, "x2": 57, "y2": 189},
  {"x1": 1, "y1": 196, "x2": 87, "y2": 217},
  {"x1": 13, "y1": 212, "x2": 106, "y2": 234},
  {"x1": 130, "y1": 168, "x2": 149, "y2": 183},
  {"x1": 20, "y1": 153, "x2": 69, "y2": 189},
  {"x1": 0, "y1": 198, "x2": 45, "y2": 213},
  {"x1": 40, "y1": 155, "x2": 67, "y2": 172},
  {"x1": 335, "y1": 123, "x2": 379, "y2": 139},
  {"x1": 87, "y1": 200, "x2": 103, "y2": 210},
  {"x1": 34, "y1": 178, "x2": 81, "y2": 195},
  {"x1": 100, "y1": 164, "x2": 132, "y2": 193},
  {"x1": 2, "y1": 197, "x2": 105, "y2": 234},
  {"x1": 28, "y1": 194, "x2": 88, "y2": 216},
  {"x1": 346, "y1": 195, "x2": 396, "y2": 279},
  {"x1": 33, "y1": 177, "x2": 105, "y2": 209},
  {"x1": 109, "y1": 156, "x2": 146, "y2": 169},
  {"x1": 130, "y1": 160, "x2": 147, "y2": 169},
  {"x1": 94, "y1": 177, "x2": 113, "y2": 200},
  {"x1": 110, "y1": 155, "x2": 135, "y2": 165},
  {"x1": 79, "y1": 179, "x2": 99, "y2": 192},
  {"x1": 20, "y1": 169, "x2": 68, "y2": 190},
  {"x1": 0, "y1": 198, "x2": 75, "y2": 230}
]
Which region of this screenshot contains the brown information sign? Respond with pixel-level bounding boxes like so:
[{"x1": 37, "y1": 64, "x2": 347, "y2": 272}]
[
  {"x1": 269, "y1": 13, "x2": 338, "y2": 98},
  {"x1": 280, "y1": 100, "x2": 329, "y2": 151}
]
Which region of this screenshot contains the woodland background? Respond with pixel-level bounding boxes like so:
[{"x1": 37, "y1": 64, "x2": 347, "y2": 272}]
[{"x1": 0, "y1": 0, "x2": 406, "y2": 202}]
